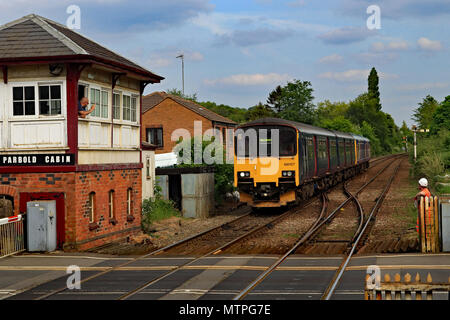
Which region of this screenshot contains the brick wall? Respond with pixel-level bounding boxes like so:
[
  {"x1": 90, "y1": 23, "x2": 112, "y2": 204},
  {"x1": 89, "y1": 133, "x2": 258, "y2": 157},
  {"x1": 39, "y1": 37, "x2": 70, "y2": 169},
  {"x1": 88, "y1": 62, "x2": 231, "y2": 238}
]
[
  {"x1": 0, "y1": 169, "x2": 142, "y2": 251},
  {"x1": 142, "y1": 98, "x2": 213, "y2": 154}
]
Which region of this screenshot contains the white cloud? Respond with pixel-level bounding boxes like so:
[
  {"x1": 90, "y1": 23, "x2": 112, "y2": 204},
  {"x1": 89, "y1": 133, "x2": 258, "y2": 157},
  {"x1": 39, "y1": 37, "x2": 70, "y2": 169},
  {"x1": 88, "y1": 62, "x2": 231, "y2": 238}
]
[
  {"x1": 318, "y1": 69, "x2": 398, "y2": 82},
  {"x1": 318, "y1": 53, "x2": 343, "y2": 64},
  {"x1": 318, "y1": 27, "x2": 376, "y2": 45},
  {"x1": 148, "y1": 48, "x2": 204, "y2": 68},
  {"x1": 397, "y1": 82, "x2": 449, "y2": 91},
  {"x1": 371, "y1": 40, "x2": 409, "y2": 52},
  {"x1": 417, "y1": 37, "x2": 443, "y2": 51},
  {"x1": 204, "y1": 73, "x2": 292, "y2": 86}
]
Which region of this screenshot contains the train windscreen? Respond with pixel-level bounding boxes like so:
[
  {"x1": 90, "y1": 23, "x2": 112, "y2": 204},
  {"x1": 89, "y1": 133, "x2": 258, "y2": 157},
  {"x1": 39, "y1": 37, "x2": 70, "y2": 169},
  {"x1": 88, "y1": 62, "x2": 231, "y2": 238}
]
[{"x1": 235, "y1": 126, "x2": 297, "y2": 157}]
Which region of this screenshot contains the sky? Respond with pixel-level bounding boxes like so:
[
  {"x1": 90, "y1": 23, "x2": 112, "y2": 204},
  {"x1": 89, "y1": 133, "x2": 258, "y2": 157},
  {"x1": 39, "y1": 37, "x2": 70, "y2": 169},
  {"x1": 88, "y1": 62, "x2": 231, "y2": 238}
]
[{"x1": 1, "y1": 0, "x2": 449, "y2": 127}]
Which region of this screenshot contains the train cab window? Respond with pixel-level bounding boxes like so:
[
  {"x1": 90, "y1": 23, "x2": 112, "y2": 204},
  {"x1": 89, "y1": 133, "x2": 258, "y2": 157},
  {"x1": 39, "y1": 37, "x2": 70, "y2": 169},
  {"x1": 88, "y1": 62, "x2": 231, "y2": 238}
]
[
  {"x1": 235, "y1": 126, "x2": 296, "y2": 157},
  {"x1": 279, "y1": 128, "x2": 297, "y2": 156}
]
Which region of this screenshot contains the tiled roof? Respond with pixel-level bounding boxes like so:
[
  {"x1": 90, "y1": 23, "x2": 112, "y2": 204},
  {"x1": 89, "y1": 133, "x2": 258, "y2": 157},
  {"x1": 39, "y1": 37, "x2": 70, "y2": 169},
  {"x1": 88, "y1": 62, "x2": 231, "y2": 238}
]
[
  {"x1": 142, "y1": 92, "x2": 237, "y2": 125},
  {"x1": 0, "y1": 14, "x2": 163, "y2": 80}
]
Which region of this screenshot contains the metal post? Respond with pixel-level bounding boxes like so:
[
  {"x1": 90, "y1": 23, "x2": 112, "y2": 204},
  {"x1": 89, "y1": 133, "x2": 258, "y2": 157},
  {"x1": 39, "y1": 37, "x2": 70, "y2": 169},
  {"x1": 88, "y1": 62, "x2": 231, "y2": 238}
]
[
  {"x1": 414, "y1": 130, "x2": 417, "y2": 162},
  {"x1": 176, "y1": 54, "x2": 184, "y2": 95}
]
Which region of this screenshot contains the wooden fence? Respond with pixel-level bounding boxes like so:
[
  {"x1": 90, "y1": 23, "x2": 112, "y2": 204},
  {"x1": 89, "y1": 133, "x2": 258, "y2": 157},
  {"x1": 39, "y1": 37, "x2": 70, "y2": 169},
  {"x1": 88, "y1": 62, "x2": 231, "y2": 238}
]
[
  {"x1": 365, "y1": 273, "x2": 450, "y2": 300},
  {"x1": 419, "y1": 196, "x2": 439, "y2": 253}
]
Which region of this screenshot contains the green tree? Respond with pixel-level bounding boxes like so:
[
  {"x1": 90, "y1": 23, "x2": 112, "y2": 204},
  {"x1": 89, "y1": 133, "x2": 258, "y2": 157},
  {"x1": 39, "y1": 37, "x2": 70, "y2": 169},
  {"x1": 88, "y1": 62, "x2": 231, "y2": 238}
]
[
  {"x1": 368, "y1": 67, "x2": 381, "y2": 111},
  {"x1": 246, "y1": 102, "x2": 275, "y2": 121},
  {"x1": 315, "y1": 100, "x2": 349, "y2": 121},
  {"x1": 266, "y1": 85, "x2": 283, "y2": 113},
  {"x1": 413, "y1": 95, "x2": 440, "y2": 130},
  {"x1": 175, "y1": 137, "x2": 235, "y2": 204},
  {"x1": 319, "y1": 116, "x2": 359, "y2": 133},
  {"x1": 276, "y1": 79, "x2": 316, "y2": 124},
  {"x1": 431, "y1": 95, "x2": 450, "y2": 134},
  {"x1": 166, "y1": 88, "x2": 198, "y2": 102},
  {"x1": 360, "y1": 121, "x2": 382, "y2": 155},
  {"x1": 199, "y1": 101, "x2": 248, "y2": 123}
]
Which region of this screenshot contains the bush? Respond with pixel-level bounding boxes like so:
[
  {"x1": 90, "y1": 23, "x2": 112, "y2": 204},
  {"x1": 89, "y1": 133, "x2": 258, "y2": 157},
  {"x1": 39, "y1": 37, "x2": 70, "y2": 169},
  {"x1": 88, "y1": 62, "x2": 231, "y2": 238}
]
[
  {"x1": 175, "y1": 136, "x2": 236, "y2": 205},
  {"x1": 141, "y1": 185, "x2": 180, "y2": 234},
  {"x1": 415, "y1": 151, "x2": 445, "y2": 182}
]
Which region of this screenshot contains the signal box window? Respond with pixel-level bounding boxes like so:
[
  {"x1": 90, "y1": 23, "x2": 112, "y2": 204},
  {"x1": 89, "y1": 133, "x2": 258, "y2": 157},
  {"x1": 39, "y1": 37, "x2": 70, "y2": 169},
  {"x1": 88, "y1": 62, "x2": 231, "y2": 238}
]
[
  {"x1": 147, "y1": 128, "x2": 163, "y2": 147},
  {"x1": 39, "y1": 85, "x2": 62, "y2": 115},
  {"x1": 13, "y1": 86, "x2": 35, "y2": 116}
]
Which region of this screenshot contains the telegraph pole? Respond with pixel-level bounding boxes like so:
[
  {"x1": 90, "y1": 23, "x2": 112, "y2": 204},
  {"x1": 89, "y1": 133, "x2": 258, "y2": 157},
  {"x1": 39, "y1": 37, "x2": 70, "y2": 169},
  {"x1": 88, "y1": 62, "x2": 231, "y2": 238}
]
[{"x1": 176, "y1": 54, "x2": 184, "y2": 95}]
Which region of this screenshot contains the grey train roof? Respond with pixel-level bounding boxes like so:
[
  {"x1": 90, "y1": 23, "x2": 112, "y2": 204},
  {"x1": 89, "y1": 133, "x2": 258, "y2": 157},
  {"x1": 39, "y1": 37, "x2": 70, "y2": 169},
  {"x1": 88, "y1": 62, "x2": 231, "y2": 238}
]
[
  {"x1": 239, "y1": 118, "x2": 370, "y2": 142},
  {"x1": 350, "y1": 133, "x2": 370, "y2": 142}
]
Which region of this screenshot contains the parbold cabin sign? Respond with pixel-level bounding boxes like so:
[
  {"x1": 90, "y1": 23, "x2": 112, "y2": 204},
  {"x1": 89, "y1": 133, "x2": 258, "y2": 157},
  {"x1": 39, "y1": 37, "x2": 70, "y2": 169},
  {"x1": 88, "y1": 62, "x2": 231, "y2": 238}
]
[{"x1": 0, "y1": 154, "x2": 75, "y2": 166}]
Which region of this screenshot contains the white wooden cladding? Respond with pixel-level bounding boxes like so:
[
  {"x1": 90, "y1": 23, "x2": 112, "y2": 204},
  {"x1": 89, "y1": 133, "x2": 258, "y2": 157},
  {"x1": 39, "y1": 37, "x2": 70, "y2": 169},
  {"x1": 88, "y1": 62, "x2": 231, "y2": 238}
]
[
  {"x1": 0, "y1": 80, "x2": 140, "y2": 150},
  {"x1": 78, "y1": 121, "x2": 139, "y2": 149}
]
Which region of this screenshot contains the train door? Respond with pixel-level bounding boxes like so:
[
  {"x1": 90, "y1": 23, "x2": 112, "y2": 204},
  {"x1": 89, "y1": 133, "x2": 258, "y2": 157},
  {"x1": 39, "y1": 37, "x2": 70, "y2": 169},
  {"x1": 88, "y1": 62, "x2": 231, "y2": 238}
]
[
  {"x1": 313, "y1": 135, "x2": 318, "y2": 176},
  {"x1": 326, "y1": 137, "x2": 331, "y2": 171},
  {"x1": 317, "y1": 136, "x2": 328, "y2": 175},
  {"x1": 338, "y1": 138, "x2": 345, "y2": 168},
  {"x1": 303, "y1": 134, "x2": 315, "y2": 179},
  {"x1": 329, "y1": 137, "x2": 338, "y2": 171}
]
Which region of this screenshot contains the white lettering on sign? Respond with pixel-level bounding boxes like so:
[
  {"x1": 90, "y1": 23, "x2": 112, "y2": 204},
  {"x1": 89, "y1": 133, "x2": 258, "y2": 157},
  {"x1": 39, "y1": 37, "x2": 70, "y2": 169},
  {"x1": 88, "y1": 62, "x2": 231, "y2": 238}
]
[{"x1": 0, "y1": 154, "x2": 73, "y2": 166}]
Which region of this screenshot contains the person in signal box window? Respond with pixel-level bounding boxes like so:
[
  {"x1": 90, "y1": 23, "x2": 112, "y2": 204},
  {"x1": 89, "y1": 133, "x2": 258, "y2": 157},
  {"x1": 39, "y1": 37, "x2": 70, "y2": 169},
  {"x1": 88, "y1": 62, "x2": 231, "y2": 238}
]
[{"x1": 78, "y1": 97, "x2": 96, "y2": 118}]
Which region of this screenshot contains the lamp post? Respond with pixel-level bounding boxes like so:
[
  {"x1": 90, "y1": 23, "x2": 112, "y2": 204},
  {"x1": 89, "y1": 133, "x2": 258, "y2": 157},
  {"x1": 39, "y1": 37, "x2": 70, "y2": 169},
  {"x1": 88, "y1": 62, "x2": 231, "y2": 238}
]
[{"x1": 176, "y1": 54, "x2": 184, "y2": 95}]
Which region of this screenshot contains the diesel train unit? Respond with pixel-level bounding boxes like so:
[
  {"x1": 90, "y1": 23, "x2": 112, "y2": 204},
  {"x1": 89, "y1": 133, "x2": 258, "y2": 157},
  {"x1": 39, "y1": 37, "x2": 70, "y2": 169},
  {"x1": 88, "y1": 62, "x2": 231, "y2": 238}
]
[{"x1": 234, "y1": 118, "x2": 370, "y2": 208}]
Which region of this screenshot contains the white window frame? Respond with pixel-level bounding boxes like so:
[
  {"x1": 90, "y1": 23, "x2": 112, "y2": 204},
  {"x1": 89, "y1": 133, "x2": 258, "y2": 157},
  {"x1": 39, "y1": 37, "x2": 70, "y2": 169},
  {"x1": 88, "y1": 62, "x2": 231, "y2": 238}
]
[
  {"x1": 127, "y1": 188, "x2": 132, "y2": 215},
  {"x1": 88, "y1": 85, "x2": 110, "y2": 120},
  {"x1": 89, "y1": 192, "x2": 96, "y2": 223},
  {"x1": 109, "y1": 190, "x2": 115, "y2": 219},
  {"x1": 121, "y1": 91, "x2": 139, "y2": 124},
  {"x1": 112, "y1": 91, "x2": 121, "y2": 121},
  {"x1": 8, "y1": 81, "x2": 66, "y2": 120}
]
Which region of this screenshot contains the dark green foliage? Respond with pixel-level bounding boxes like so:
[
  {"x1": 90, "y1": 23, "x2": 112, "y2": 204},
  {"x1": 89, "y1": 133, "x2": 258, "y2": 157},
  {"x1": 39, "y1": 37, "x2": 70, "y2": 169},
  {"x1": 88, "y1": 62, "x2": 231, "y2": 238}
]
[
  {"x1": 276, "y1": 80, "x2": 316, "y2": 124},
  {"x1": 430, "y1": 95, "x2": 450, "y2": 134},
  {"x1": 166, "y1": 88, "x2": 198, "y2": 102},
  {"x1": 199, "y1": 101, "x2": 248, "y2": 123},
  {"x1": 175, "y1": 137, "x2": 235, "y2": 204},
  {"x1": 246, "y1": 102, "x2": 276, "y2": 121},
  {"x1": 266, "y1": 85, "x2": 283, "y2": 113},
  {"x1": 142, "y1": 185, "x2": 180, "y2": 233},
  {"x1": 412, "y1": 95, "x2": 439, "y2": 130},
  {"x1": 368, "y1": 67, "x2": 381, "y2": 111}
]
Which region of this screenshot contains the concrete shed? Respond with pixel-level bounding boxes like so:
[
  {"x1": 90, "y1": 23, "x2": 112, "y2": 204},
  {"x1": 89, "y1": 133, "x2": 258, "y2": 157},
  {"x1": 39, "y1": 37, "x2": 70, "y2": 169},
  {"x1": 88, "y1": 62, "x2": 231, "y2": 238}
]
[{"x1": 156, "y1": 166, "x2": 215, "y2": 219}]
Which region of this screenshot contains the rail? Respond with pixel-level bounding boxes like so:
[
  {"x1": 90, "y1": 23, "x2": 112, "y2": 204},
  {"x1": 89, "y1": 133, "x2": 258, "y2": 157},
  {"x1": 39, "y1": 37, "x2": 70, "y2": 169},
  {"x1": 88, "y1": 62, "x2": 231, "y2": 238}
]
[
  {"x1": 322, "y1": 157, "x2": 402, "y2": 300},
  {"x1": 233, "y1": 155, "x2": 403, "y2": 300}
]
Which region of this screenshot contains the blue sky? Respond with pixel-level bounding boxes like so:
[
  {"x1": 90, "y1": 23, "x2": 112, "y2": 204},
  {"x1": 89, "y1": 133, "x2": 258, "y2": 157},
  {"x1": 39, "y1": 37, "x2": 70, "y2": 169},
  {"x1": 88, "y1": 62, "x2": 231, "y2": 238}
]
[{"x1": 1, "y1": 0, "x2": 449, "y2": 127}]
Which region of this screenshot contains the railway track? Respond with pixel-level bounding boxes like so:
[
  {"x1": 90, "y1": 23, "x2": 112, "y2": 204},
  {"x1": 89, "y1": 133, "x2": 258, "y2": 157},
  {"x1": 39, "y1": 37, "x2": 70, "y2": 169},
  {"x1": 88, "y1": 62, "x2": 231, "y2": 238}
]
[
  {"x1": 233, "y1": 155, "x2": 405, "y2": 300},
  {"x1": 31, "y1": 154, "x2": 403, "y2": 301},
  {"x1": 32, "y1": 194, "x2": 321, "y2": 300}
]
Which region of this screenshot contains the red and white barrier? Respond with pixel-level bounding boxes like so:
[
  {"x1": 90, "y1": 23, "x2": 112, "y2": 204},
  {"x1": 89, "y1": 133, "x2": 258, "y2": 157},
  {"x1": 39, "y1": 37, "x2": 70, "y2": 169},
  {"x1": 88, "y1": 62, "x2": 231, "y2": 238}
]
[
  {"x1": 0, "y1": 215, "x2": 22, "y2": 226},
  {"x1": 0, "y1": 214, "x2": 25, "y2": 258}
]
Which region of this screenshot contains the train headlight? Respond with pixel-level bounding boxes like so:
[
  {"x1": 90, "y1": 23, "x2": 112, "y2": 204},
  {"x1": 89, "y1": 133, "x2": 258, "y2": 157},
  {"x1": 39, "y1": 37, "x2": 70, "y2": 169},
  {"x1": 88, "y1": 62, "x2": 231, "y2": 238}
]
[
  {"x1": 282, "y1": 171, "x2": 295, "y2": 178},
  {"x1": 239, "y1": 172, "x2": 250, "y2": 178}
]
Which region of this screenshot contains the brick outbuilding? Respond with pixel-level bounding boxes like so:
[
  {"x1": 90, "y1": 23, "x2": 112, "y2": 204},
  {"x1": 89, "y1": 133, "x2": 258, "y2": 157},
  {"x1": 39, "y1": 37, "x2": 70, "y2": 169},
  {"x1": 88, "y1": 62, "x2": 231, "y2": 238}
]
[{"x1": 142, "y1": 92, "x2": 237, "y2": 156}]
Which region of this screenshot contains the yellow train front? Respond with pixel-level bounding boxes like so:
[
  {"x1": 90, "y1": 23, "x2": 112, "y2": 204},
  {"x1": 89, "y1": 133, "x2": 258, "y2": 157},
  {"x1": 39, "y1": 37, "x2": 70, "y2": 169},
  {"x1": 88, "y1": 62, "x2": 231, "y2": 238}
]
[{"x1": 234, "y1": 118, "x2": 370, "y2": 208}]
